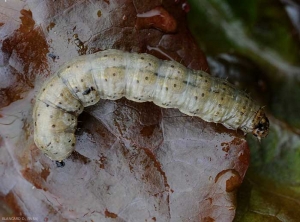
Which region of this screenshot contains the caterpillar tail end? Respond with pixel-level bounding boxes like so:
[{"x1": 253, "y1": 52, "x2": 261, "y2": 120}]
[{"x1": 252, "y1": 108, "x2": 269, "y2": 141}]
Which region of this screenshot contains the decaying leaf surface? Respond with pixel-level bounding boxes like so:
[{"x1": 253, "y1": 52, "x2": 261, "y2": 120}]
[{"x1": 0, "y1": 0, "x2": 249, "y2": 221}]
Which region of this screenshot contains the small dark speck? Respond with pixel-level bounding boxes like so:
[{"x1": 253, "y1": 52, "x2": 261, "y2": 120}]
[
  {"x1": 141, "y1": 57, "x2": 144, "y2": 60},
  {"x1": 202, "y1": 93, "x2": 205, "y2": 97},
  {"x1": 52, "y1": 124, "x2": 56, "y2": 128},
  {"x1": 56, "y1": 161, "x2": 65, "y2": 168},
  {"x1": 136, "y1": 80, "x2": 139, "y2": 83},
  {"x1": 81, "y1": 79, "x2": 84, "y2": 82},
  {"x1": 145, "y1": 77, "x2": 149, "y2": 80}
]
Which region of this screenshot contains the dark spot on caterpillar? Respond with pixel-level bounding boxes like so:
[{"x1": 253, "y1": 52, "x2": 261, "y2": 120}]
[
  {"x1": 205, "y1": 80, "x2": 207, "y2": 82},
  {"x1": 148, "y1": 63, "x2": 151, "y2": 66},
  {"x1": 105, "y1": 79, "x2": 108, "y2": 81},
  {"x1": 240, "y1": 112, "x2": 244, "y2": 115},
  {"x1": 136, "y1": 80, "x2": 139, "y2": 83},
  {"x1": 165, "y1": 87, "x2": 168, "y2": 91},
  {"x1": 50, "y1": 115, "x2": 53, "y2": 118},
  {"x1": 171, "y1": 65, "x2": 174, "y2": 68},
  {"x1": 46, "y1": 104, "x2": 49, "y2": 107},
  {"x1": 113, "y1": 73, "x2": 116, "y2": 76},
  {"x1": 60, "y1": 93, "x2": 63, "y2": 96},
  {"x1": 59, "y1": 102, "x2": 62, "y2": 104},
  {"x1": 50, "y1": 84, "x2": 53, "y2": 87},
  {"x1": 52, "y1": 124, "x2": 56, "y2": 128},
  {"x1": 72, "y1": 143, "x2": 75, "y2": 146},
  {"x1": 38, "y1": 114, "x2": 40, "y2": 116},
  {"x1": 56, "y1": 161, "x2": 65, "y2": 168},
  {"x1": 43, "y1": 88, "x2": 46, "y2": 91},
  {"x1": 202, "y1": 93, "x2": 205, "y2": 97},
  {"x1": 35, "y1": 121, "x2": 37, "y2": 126},
  {"x1": 221, "y1": 97, "x2": 224, "y2": 100},
  {"x1": 195, "y1": 96, "x2": 198, "y2": 100},
  {"x1": 145, "y1": 77, "x2": 148, "y2": 80},
  {"x1": 104, "y1": 55, "x2": 107, "y2": 57},
  {"x1": 154, "y1": 72, "x2": 158, "y2": 76},
  {"x1": 174, "y1": 84, "x2": 177, "y2": 88},
  {"x1": 67, "y1": 66, "x2": 70, "y2": 68},
  {"x1": 81, "y1": 79, "x2": 83, "y2": 82},
  {"x1": 213, "y1": 89, "x2": 219, "y2": 93},
  {"x1": 141, "y1": 57, "x2": 144, "y2": 60},
  {"x1": 82, "y1": 87, "x2": 92, "y2": 95},
  {"x1": 218, "y1": 104, "x2": 222, "y2": 108}
]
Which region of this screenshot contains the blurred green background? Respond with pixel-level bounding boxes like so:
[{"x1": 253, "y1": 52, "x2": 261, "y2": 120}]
[{"x1": 188, "y1": 0, "x2": 300, "y2": 221}]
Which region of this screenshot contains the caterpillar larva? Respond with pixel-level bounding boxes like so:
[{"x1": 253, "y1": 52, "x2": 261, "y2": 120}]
[{"x1": 33, "y1": 49, "x2": 269, "y2": 161}]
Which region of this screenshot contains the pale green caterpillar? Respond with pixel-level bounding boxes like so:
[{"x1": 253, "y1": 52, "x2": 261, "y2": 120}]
[{"x1": 33, "y1": 49, "x2": 269, "y2": 161}]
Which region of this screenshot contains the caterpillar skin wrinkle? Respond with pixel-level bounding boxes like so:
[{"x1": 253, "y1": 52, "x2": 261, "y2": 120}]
[{"x1": 33, "y1": 49, "x2": 269, "y2": 161}]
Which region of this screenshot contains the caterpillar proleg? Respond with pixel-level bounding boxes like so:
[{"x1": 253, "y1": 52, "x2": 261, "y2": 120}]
[{"x1": 33, "y1": 49, "x2": 269, "y2": 161}]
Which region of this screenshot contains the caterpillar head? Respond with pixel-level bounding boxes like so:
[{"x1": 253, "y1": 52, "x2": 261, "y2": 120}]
[{"x1": 252, "y1": 108, "x2": 269, "y2": 141}]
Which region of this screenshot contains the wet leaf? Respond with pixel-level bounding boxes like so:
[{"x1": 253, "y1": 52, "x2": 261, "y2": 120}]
[{"x1": 0, "y1": 0, "x2": 249, "y2": 221}]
